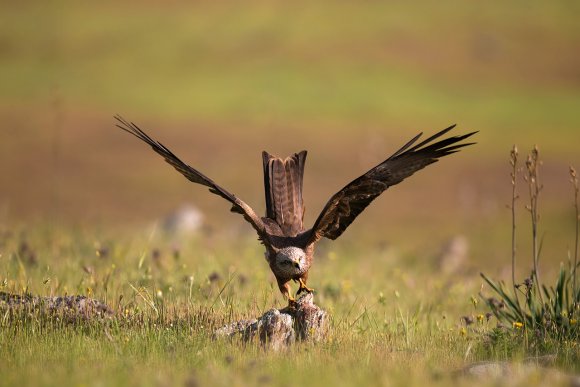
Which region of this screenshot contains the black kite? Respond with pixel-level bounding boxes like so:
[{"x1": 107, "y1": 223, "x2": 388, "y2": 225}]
[{"x1": 116, "y1": 116, "x2": 476, "y2": 304}]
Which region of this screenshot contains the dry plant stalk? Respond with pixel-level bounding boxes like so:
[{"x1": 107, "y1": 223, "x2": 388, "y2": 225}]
[
  {"x1": 571, "y1": 166, "x2": 579, "y2": 309},
  {"x1": 482, "y1": 148, "x2": 579, "y2": 339},
  {"x1": 509, "y1": 145, "x2": 521, "y2": 309},
  {"x1": 524, "y1": 146, "x2": 544, "y2": 305}
]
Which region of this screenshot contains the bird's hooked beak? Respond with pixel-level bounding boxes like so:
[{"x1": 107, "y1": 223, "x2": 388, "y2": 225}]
[{"x1": 292, "y1": 260, "x2": 300, "y2": 269}]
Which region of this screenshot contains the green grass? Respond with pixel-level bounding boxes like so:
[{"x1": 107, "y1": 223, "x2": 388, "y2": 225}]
[{"x1": 1, "y1": 223, "x2": 578, "y2": 386}]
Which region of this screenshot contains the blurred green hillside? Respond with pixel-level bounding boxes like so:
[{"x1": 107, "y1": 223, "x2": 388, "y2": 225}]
[
  {"x1": 1, "y1": 1, "x2": 579, "y2": 137},
  {"x1": 0, "y1": 1, "x2": 579, "y2": 270}
]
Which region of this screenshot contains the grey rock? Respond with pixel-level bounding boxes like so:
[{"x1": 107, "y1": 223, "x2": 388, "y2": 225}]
[
  {"x1": 162, "y1": 204, "x2": 204, "y2": 235},
  {"x1": 214, "y1": 292, "x2": 328, "y2": 350},
  {"x1": 438, "y1": 235, "x2": 469, "y2": 274},
  {"x1": 0, "y1": 291, "x2": 113, "y2": 319},
  {"x1": 458, "y1": 360, "x2": 580, "y2": 385}
]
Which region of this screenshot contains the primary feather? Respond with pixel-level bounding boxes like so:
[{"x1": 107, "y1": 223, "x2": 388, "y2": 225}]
[
  {"x1": 307, "y1": 125, "x2": 477, "y2": 243},
  {"x1": 114, "y1": 115, "x2": 267, "y2": 239}
]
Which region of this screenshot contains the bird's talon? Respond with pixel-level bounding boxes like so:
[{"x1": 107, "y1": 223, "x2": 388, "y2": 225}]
[
  {"x1": 297, "y1": 286, "x2": 314, "y2": 295},
  {"x1": 297, "y1": 279, "x2": 314, "y2": 295}
]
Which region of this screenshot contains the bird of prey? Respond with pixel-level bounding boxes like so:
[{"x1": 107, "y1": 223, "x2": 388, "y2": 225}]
[{"x1": 115, "y1": 115, "x2": 476, "y2": 304}]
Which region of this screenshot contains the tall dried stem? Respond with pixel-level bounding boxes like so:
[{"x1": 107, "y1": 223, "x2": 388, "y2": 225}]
[
  {"x1": 524, "y1": 146, "x2": 544, "y2": 305},
  {"x1": 570, "y1": 166, "x2": 579, "y2": 309},
  {"x1": 509, "y1": 145, "x2": 521, "y2": 309}
]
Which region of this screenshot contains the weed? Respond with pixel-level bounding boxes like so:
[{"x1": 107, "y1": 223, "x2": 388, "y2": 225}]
[{"x1": 481, "y1": 146, "x2": 579, "y2": 354}]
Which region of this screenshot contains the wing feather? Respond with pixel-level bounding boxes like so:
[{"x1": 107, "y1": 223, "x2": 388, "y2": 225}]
[
  {"x1": 115, "y1": 115, "x2": 267, "y2": 239},
  {"x1": 307, "y1": 125, "x2": 476, "y2": 243}
]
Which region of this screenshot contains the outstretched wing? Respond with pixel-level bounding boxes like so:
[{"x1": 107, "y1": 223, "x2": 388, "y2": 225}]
[
  {"x1": 307, "y1": 125, "x2": 476, "y2": 243},
  {"x1": 115, "y1": 115, "x2": 267, "y2": 240}
]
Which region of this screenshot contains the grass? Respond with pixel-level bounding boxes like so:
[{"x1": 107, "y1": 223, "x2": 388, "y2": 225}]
[
  {"x1": 0, "y1": 225, "x2": 473, "y2": 386},
  {"x1": 1, "y1": 216, "x2": 579, "y2": 386}
]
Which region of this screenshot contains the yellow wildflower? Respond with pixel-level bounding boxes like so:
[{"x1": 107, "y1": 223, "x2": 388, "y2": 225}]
[
  {"x1": 513, "y1": 321, "x2": 523, "y2": 329},
  {"x1": 477, "y1": 314, "x2": 484, "y2": 323},
  {"x1": 470, "y1": 296, "x2": 478, "y2": 308}
]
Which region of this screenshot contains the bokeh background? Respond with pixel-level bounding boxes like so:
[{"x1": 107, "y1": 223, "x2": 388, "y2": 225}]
[{"x1": 1, "y1": 1, "x2": 579, "y2": 273}]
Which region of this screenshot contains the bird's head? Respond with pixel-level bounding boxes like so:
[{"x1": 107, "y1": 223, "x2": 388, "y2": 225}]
[{"x1": 274, "y1": 247, "x2": 307, "y2": 275}]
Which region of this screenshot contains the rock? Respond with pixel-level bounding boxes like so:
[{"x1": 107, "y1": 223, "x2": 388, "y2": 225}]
[
  {"x1": 523, "y1": 354, "x2": 557, "y2": 367},
  {"x1": 214, "y1": 292, "x2": 328, "y2": 350},
  {"x1": 457, "y1": 360, "x2": 580, "y2": 385},
  {"x1": 283, "y1": 292, "x2": 328, "y2": 341},
  {"x1": 459, "y1": 361, "x2": 512, "y2": 378},
  {"x1": 0, "y1": 291, "x2": 113, "y2": 319},
  {"x1": 245, "y1": 309, "x2": 295, "y2": 351},
  {"x1": 162, "y1": 204, "x2": 204, "y2": 235},
  {"x1": 438, "y1": 235, "x2": 469, "y2": 274},
  {"x1": 213, "y1": 319, "x2": 257, "y2": 337}
]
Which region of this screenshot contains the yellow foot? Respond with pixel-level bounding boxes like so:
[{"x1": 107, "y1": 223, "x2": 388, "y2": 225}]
[{"x1": 297, "y1": 279, "x2": 314, "y2": 295}]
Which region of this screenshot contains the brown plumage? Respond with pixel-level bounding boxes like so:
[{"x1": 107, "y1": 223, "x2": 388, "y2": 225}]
[
  {"x1": 263, "y1": 151, "x2": 306, "y2": 237},
  {"x1": 115, "y1": 115, "x2": 476, "y2": 303}
]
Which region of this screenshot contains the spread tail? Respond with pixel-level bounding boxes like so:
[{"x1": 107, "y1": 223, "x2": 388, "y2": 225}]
[{"x1": 262, "y1": 150, "x2": 307, "y2": 236}]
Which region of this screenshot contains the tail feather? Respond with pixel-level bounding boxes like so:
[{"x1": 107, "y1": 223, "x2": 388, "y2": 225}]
[{"x1": 262, "y1": 151, "x2": 307, "y2": 236}]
